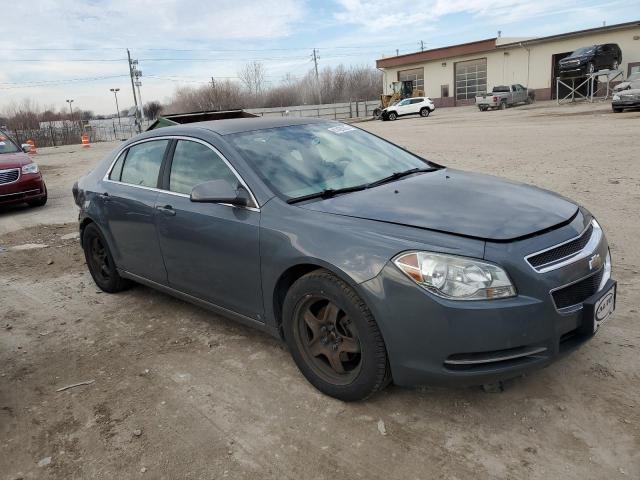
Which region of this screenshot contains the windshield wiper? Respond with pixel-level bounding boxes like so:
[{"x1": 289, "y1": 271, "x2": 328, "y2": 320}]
[
  {"x1": 286, "y1": 167, "x2": 439, "y2": 204},
  {"x1": 365, "y1": 167, "x2": 438, "y2": 188},
  {"x1": 286, "y1": 184, "x2": 368, "y2": 204}
]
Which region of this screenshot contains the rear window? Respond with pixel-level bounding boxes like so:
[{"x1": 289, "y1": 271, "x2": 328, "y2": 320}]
[
  {"x1": 120, "y1": 140, "x2": 169, "y2": 188},
  {"x1": 492, "y1": 86, "x2": 510, "y2": 93}
]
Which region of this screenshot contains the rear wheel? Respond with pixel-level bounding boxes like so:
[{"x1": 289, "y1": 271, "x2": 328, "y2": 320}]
[
  {"x1": 500, "y1": 101, "x2": 507, "y2": 110},
  {"x1": 82, "y1": 223, "x2": 131, "y2": 293},
  {"x1": 388, "y1": 111, "x2": 397, "y2": 121},
  {"x1": 419, "y1": 107, "x2": 430, "y2": 117},
  {"x1": 612, "y1": 60, "x2": 620, "y2": 70},
  {"x1": 283, "y1": 269, "x2": 390, "y2": 401},
  {"x1": 587, "y1": 62, "x2": 595, "y2": 74}
]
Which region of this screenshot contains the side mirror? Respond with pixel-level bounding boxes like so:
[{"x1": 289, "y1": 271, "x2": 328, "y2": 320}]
[
  {"x1": 22, "y1": 144, "x2": 31, "y2": 153},
  {"x1": 190, "y1": 180, "x2": 251, "y2": 207}
]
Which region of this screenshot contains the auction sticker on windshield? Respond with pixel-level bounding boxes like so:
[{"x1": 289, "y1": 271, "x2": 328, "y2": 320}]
[{"x1": 328, "y1": 125, "x2": 356, "y2": 134}]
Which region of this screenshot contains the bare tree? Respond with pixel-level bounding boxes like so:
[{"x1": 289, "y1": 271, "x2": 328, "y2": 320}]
[
  {"x1": 143, "y1": 101, "x2": 163, "y2": 120},
  {"x1": 238, "y1": 61, "x2": 266, "y2": 96}
]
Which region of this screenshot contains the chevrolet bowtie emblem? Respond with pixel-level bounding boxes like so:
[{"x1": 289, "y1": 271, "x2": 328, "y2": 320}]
[{"x1": 589, "y1": 253, "x2": 602, "y2": 271}]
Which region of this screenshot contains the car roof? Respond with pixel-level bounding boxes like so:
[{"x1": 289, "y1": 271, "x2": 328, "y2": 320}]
[{"x1": 185, "y1": 116, "x2": 333, "y2": 136}]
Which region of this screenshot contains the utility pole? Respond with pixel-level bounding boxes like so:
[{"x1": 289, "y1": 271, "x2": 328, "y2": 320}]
[
  {"x1": 127, "y1": 49, "x2": 142, "y2": 133},
  {"x1": 66, "y1": 99, "x2": 74, "y2": 126},
  {"x1": 211, "y1": 77, "x2": 216, "y2": 88},
  {"x1": 396, "y1": 49, "x2": 399, "y2": 56},
  {"x1": 110, "y1": 88, "x2": 121, "y2": 126},
  {"x1": 419, "y1": 40, "x2": 424, "y2": 52},
  {"x1": 312, "y1": 48, "x2": 322, "y2": 105},
  {"x1": 134, "y1": 68, "x2": 143, "y2": 121}
]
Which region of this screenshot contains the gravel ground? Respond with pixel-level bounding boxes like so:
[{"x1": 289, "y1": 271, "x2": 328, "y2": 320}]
[{"x1": 1, "y1": 101, "x2": 638, "y2": 479}]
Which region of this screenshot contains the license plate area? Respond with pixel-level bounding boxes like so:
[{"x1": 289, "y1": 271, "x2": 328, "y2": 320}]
[{"x1": 582, "y1": 280, "x2": 616, "y2": 334}]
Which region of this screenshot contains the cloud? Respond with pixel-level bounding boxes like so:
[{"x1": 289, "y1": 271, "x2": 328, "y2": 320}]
[{"x1": 332, "y1": 0, "x2": 622, "y2": 29}]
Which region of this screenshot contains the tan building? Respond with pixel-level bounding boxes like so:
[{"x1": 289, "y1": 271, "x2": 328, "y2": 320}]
[{"x1": 376, "y1": 20, "x2": 640, "y2": 107}]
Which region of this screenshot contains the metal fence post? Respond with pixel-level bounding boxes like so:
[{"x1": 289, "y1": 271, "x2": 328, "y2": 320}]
[
  {"x1": 356, "y1": 101, "x2": 359, "y2": 118},
  {"x1": 349, "y1": 101, "x2": 353, "y2": 118}
]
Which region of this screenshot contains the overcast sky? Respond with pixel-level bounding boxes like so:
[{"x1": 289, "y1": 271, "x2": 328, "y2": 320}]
[{"x1": 1, "y1": 0, "x2": 638, "y2": 115}]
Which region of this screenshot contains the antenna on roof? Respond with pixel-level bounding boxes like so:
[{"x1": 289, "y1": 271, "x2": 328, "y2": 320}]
[
  {"x1": 602, "y1": 20, "x2": 606, "y2": 26},
  {"x1": 497, "y1": 30, "x2": 502, "y2": 38}
]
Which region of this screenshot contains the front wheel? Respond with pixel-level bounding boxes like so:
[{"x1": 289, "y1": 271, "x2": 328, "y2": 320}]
[
  {"x1": 387, "y1": 111, "x2": 397, "y2": 121},
  {"x1": 419, "y1": 107, "x2": 430, "y2": 117},
  {"x1": 612, "y1": 107, "x2": 623, "y2": 113},
  {"x1": 283, "y1": 270, "x2": 390, "y2": 401},
  {"x1": 82, "y1": 223, "x2": 131, "y2": 293}
]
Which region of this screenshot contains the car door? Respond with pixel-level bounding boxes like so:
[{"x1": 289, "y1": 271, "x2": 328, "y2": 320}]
[
  {"x1": 395, "y1": 99, "x2": 410, "y2": 115},
  {"x1": 154, "y1": 138, "x2": 263, "y2": 320},
  {"x1": 103, "y1": 139, "x2": 170, "y2": 284},
  {"x1": 410, "y1": 98, "x2": 423, "y2": 114}
]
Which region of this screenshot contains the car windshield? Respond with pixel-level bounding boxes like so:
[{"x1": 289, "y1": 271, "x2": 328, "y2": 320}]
[
  {"x1": 569, "y1": 46, "x2": 595, "y2": 57},
  {"x1": 227, "y1": 123, "x2": 433, "y2": 199},
  {"x1": 0, "y1": 132, "x2": 20, "y2": 154}
]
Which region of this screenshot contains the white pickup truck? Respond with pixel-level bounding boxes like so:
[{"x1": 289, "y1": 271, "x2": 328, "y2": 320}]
[{"x1": 476, "y1": 84, "x2": 533, "y2": 111}]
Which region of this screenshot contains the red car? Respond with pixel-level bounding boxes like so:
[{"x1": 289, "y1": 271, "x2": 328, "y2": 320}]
[{"x1": 0, "y1": 131, "x2": 47, "y2": 207}]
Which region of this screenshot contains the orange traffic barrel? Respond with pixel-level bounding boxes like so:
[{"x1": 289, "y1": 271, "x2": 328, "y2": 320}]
[
  {"x1": 26, "y1": 139, "x2": 37, "y2": 154},
  {"x1": 81, "y1": 134, "x2": 90, "y2": 148}
]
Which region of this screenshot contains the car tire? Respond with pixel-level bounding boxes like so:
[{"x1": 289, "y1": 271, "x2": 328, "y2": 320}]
[
  {"x1": 388, "y1": 112, "x2": 397, "y2": 121},
  {"x1": 587, "y1": 62, "x2": 595, "y2": 74},
  {"x1": 82, "y1": 222, "x2": 131, "y2": 293},
  {"x1": 500, "y1": 101, "x2": 507, "y2": 110},
  {"x1": 612, "y1": 60, "x2": 619, "y2": 71},
  {"x1": 282, "y1": 269, "x2": 391, "y2": 401},
  {"x1": 419, "y1": 107, "x2": 430, "y2": 117},
  {"x1": 612, "y1": 107, "x2": 623, "y2": 113}
]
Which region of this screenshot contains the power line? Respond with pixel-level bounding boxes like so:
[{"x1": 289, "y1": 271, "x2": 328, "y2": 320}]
[{"x1": 0, "y1": 75, "x2": 129, "y2": 89}]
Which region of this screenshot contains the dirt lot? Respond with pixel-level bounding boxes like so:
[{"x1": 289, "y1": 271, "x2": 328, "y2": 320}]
[{"x1": 1, "y1": 101, "x2": 639, "y2": 479}]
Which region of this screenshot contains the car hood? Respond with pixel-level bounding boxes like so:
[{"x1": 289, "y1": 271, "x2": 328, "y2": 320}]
[
  {"x1": 616, "y1": 87, "x2": 640, "y2": 95},
  {"x1": 0, "y1": 152, "x2": 31, "y2": 169},
  {"x1": 298, "y1": 169, "x2": 579, "y2": 241}
]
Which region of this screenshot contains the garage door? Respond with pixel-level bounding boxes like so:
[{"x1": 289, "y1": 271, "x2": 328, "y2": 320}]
[{"x1": 455, "y1": 58, "x2": 487, "y2": 103}]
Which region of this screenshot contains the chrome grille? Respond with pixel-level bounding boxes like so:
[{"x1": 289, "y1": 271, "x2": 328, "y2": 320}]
[
  {"x1": 0, "y1": 168, "x2": 20, "y2": 185},
  {"x1": 525, "y1": 220, "x2": 601, "y2": 273},
  {"x1": 528, "y1": 224, "x2": 593, "y2": 269}
]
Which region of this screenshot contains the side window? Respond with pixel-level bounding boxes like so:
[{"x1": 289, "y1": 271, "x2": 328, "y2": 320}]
[
  {"x1": 120, "y1": 140, "x2": 169, "y2": 188},
  {"x1": 169, "y1": 140, "x2": 238, "y2": 195},
  {"x1": 411, "y1": 98, "x2": 423, "y2": 104},
  {"x1": 109, "y1": 151, "x2": 126, "y2": 181}
]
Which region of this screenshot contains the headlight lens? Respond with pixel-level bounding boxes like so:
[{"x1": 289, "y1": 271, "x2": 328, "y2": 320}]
[
  {"x1": 613, "y1": 94, "x2": 620, "y2": 101},
  {"x1": 393, "y1": 251, "x2": 516, "y2": 300},
  {"x1": 21, "y1": 163, "x2": 39, "y2": 174}
]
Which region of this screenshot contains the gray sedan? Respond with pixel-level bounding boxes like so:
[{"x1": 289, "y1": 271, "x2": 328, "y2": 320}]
[{"x1": 73, "y1": 117, "x2": 616, "y2": 401}]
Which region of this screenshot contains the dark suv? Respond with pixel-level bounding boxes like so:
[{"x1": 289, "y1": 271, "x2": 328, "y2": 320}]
[{"x1": 559, "y1": 44, "x2": 622, "y2": 77}]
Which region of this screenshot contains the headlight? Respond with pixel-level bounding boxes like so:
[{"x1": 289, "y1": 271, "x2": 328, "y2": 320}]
[
  {"x1": 393, "y1": 251, "x2": 516, "y2": 300},
  {"x1": 21, "y1": 163, "x2": 39, "y2": 174},
  {"x1": 613, "y1": 94, "x2": 620, "y2": 101}
]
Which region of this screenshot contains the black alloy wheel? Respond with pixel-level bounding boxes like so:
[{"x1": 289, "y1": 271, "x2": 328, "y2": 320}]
[
  {"x1": 283, "y1": 269, "x2": 390, "y2": 401},
  {"x1": 82, "y1": 223, "x2": 131, "y2": 293}
]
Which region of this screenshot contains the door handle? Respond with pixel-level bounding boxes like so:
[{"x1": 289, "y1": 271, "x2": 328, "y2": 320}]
[
  {"x1": 156, "y1": 205, "x2": 176, "y2": 216},
  {"x1": 99, "y1": 192, "x2": 111, "y2": 202}
]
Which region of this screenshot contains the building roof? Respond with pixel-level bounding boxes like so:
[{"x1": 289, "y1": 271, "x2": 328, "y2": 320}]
[{"x1": 376, "y1": 20, "x2": 640, "y2": 69}]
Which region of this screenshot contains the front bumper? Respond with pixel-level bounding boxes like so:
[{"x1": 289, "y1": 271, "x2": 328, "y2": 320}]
[
  {"x1": 558, "y1": 64, "x2": 587, "y2": 77},
  {"x1": 0, "y1": 174, "x2": 46, "y2": 205},
  {"x1": 612, "y1": 99, "x2": 640, "y2": 109},
  {"x1": 358, "y1": 214, "x2": 613, "y2": 387}
]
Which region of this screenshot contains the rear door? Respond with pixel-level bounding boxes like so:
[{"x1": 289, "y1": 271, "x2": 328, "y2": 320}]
[
  {"x1": 154, "y1": 138, "x2": 263, "y2": 320},
  {"x1": 409, "y1": 98, "x2": 424, "y2": 114},
  {"x1": 103, "y1": 139, "x2": 170, "y2": 284}
]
